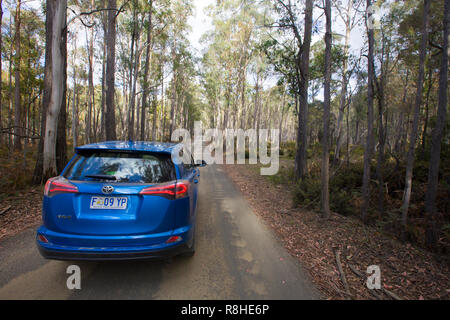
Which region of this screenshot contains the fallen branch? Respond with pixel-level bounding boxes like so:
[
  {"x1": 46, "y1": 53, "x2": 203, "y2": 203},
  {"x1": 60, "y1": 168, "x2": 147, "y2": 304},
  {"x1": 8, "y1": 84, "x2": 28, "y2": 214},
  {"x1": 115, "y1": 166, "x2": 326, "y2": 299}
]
[
  {"x1": 0, "y1": 205, "x2": 12, "y2": 216},
  {"x1": 348, "y1": 263, "x2": 403, "y2": 300},
  {"x1": 348, "y1": 263, "x2": 364, "y2": 277},
  {"x1": 330, "y1": 282, "x2": 354, "y2": 299},
  {"x1": 369, "y1": 289, "x2": 382, "y2": 300},
  {"x1": 334, "y1": 249, "x2": 351, "y2": 298},
  {"x1": 382, "y1": 288, "x2": 403, "y2": 301}
]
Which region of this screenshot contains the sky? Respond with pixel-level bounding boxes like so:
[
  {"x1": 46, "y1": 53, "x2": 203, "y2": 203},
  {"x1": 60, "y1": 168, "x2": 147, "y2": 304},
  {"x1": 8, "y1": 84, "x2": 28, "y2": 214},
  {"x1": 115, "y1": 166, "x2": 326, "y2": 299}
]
[
  {"x1": 6, "y1": 0, "x2": 370, "y2": 59},
  {"x1": 184, "y1": 0, "x2": 369, "y2": 94},
  {"x1": 187, "y1": 0, "x2": 214, "y2": 56},
  {"x1": 6, "y1": 0, "x2": 372, "y2": 97}
]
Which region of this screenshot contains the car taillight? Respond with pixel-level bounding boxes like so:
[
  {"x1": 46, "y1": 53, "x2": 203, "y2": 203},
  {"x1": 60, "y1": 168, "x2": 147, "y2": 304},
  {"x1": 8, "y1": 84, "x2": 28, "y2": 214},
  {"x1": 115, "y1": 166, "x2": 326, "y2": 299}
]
[
  {"x1": 139, "y1": 181, "x2": 188, "y2": 199},
  {"x1": 44, "y1": 177, "x2": 78, "y2": 197},
  {"x1": 37, "y1": 234, "x2": 49, "y2": 243},
  {"x1": 166, "y1": 236, "x2": 182, "y2": 244}
]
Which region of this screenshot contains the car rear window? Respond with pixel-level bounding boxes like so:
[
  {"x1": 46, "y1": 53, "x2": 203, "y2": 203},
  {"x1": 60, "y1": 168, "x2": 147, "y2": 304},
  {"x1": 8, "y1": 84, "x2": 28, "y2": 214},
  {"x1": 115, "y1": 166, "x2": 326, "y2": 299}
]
[{"x1": 64, "y1": 151, "x2": 176, "y2": 183}]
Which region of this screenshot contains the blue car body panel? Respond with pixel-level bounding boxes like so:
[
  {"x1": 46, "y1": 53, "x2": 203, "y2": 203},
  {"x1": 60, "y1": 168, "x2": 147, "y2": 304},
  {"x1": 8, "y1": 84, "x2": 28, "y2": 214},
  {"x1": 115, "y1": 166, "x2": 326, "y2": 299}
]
[{"x1": 36, "y1": 141, "x2": 200, "y2": 260}]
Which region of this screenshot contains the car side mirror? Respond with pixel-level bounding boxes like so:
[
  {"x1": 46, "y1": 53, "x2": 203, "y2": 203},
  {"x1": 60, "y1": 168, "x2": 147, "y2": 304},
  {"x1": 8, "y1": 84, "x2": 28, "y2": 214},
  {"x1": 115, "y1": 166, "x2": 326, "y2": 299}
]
[{"x1": 195, "y1": 160, "x2": 207, "y2": 167}]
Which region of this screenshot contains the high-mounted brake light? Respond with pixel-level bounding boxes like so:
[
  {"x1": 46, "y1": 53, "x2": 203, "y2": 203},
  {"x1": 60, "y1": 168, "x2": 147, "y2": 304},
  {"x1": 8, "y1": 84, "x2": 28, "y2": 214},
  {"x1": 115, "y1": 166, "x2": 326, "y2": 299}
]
[
  {"x1": 139, "y1": 181, "x2": 188, "y2": 199},
  {"x1": 44, "y1": 177, "x2": 78, "y2": 197}
]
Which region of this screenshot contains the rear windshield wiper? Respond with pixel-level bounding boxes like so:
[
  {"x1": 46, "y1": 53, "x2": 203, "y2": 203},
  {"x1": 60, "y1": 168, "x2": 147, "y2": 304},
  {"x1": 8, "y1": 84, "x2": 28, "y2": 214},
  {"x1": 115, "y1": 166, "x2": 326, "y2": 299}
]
[{"x1": 84, "y1": 174, "x2": 117, "y2": 181}]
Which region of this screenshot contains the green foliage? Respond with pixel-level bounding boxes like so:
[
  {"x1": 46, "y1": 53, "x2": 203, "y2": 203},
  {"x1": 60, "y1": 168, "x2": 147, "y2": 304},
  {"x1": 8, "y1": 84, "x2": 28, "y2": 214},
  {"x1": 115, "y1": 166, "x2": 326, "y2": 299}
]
[
  {"x1": 309, "y1": 40, "x2": 346, "y2": 81},
  {"x1": 267, "y1": 164, "x2": 295, "y2": 185},
  {"x1": 0, "y1": 145, "x2": 38, "y2": 198},
  {"x1": 293, "y1": 177, "x2": 321, "y2": 208},
  {"x1": 292, "y1": 161, "x2": 364, "y2": 215},
  {"x1": 280, "y1": 141, "x2": 296, "y2": 158}
]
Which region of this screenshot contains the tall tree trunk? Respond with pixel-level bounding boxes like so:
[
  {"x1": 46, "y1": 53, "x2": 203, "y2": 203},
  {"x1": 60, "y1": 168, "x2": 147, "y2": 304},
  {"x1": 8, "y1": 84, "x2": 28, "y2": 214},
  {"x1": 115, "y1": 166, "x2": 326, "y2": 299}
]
[
  {"x1": 0, "y1": 0, "x2": 3, "y2": 142},
  {"x1": 13, "y1": 0, "x2": 22, "y2": 151},
  {"x1": 32, "y1": 0, "x2": 53, "y2": 184},
  {"x1": 424, "y1": 0, "x2": 449, "y2": 249},
  {"x1": 7, "y1": 16, "x2": 12, "y2": 151},
  {"x1": 223, "y1": 78, "x2": 231, "y2": 129},
  {"x1": 321, "y1": 0, "x2": 332, "y2": 219},
  {"x1": 294, "y1": 0, "x2": 313, "y2": 180},
  {"x1": 128, "y1": 33, "x2": 141, "y2": 141},
  {"x1": 374, "y1": 32, "x2": 390, "y2": 218},
  {"x1": 334, "y1": 0, "x2": 352, "y2": 163},
  {"x1": 252, "y1": 73, "x2": 260, "y2": 129},
  {"x1": 395, "y1": 70, "x2": 409, "y2": 154},
  {"x1": 151, "y1": 96, "x2": 157, "y2": 140},
  {"x1": 56, "y1": 20, "x2": 67, "y2": 174},
  {"x1": 169, "y1": 41, "x2": 177, "y2": 138},
  {"x1": 421, "y1": 63, "x2": 433, "y2": 151},
  {"x1": 361, "y1": 0, "x2": 376, "y2": 222},
  {"x1": 279, "y1": 89, "x2": 286, "y2": 143},
  {"x1": 161, "y1": 61, "x2": 165, "y2": 140},
  {"x1": 72, "y1": 34, "x2": 78, "y2": 150},
  {"x1": 345, "y1": 96, "x2": 350, "y2": 166},
  {"x1": 127, "y1": 5, "x2": 137, "y2": 140},
  {"x1": 142, "y1": 0, "x2": 153, "y2": 141},
  {"x1": 86, "y1": 0, "x2": 95, "y2": 144},
  {"x1": 100, "y1": 0, "x2": 107, "y2": 141},
  {"x1": 375, "y1": 74, "x2": 386, "y2": 217},
  {"x1": 42, "y1": 0, "x2": 67, "y2": 179},
  {"x1": 401, "y1": 0, "x2": 430, "y2": 232},
  {"x1": 105, "y1": 0, "x2": 117, "y2": 140}
]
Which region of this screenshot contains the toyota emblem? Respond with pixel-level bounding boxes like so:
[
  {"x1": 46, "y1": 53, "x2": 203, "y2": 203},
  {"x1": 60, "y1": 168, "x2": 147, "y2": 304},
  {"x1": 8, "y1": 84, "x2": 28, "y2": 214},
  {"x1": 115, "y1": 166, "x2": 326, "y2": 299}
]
[{"x1": 102, "y1": 185, "x2": 114, "y2": 194}]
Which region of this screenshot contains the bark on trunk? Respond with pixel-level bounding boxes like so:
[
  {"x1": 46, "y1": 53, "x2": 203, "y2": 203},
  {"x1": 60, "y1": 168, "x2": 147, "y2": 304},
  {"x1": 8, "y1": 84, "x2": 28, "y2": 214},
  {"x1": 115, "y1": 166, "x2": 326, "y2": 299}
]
[
  {"x1": 361, "y1": 0, "x2": 376, "y2": 222},
  {"x1": 13, "y1": 0, "x2": 22, "y2": 151},
  {"x1": 401, "y1": 0, "x2": 430, "y2": 232},
  {"x1": 42, "y1": 0, "x2": 66, "y2": 179},
  {"x1": 86, "y1": 0, "x2": 95, "y2": 143},
  {"x1": 421, "y1": 64, "x2": 433, "y2": 151},
  {"x1": 56, "y1": 16, "x2": 67, "y2": 174},
  {"x1": 169, "y1": 41, "x2": 177, "y2": 137},
  {"x1": 105, "y1": 0, "x2": 117, "y2": 140},
  {"x1": 0, "y1": 0, "x2": 3, "y2": 142},
  {"x1": 72, "y1": 35, "x2": 78, "y2": 150},
  {"x1": 32, "y1": 0, "x2": 54, "y2": 184},
  {"x1": 334, "y1": 0, "x2": 352, "y2": 163},
  {"x1": 424, "y1": 0, "x2": 449, "y2": 249},
  {"x1": 142, "y1": 1, "x2": 153, "y2": 141},
  {"x1": 321, "y1": 0, "x2": 332, "y2": 219},
  {"x1": 294, "y1": 0, "x2": 313, "y2": 180},
  {"x1": 100, "y1": 0, "x2": 107, "y2": 141}
]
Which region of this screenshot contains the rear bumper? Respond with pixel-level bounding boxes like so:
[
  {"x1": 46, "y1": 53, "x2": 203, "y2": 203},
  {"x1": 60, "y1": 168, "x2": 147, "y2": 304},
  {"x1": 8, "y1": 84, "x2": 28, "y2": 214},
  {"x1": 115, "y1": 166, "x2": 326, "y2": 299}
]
[
  {"x1": 36, "y1": 225, "x2": 193, "y2": 261},
  {"x1": 37, "y1": 241, "x2": 189, "y2": 261}
]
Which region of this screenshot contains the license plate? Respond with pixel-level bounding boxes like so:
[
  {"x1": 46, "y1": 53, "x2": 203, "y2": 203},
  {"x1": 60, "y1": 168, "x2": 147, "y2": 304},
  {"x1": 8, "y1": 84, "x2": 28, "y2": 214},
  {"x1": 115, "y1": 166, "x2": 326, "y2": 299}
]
[{"x1": 90, "y1": 197, "x2": 128, "y2": 210}]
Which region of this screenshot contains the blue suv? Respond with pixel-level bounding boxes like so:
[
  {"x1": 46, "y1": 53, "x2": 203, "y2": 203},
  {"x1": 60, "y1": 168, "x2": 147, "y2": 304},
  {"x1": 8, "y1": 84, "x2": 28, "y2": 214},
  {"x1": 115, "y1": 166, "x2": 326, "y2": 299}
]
[{"x1": 36, "y1": 141, "x2": 205, "y2": 261}]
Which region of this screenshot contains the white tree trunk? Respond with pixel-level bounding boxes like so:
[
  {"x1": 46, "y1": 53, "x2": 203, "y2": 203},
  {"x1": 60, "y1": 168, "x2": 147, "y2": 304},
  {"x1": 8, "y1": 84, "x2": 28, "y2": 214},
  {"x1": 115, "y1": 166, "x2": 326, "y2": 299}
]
[{"x1": 43, "y1": 0, "x2": 66, "y2": 177}]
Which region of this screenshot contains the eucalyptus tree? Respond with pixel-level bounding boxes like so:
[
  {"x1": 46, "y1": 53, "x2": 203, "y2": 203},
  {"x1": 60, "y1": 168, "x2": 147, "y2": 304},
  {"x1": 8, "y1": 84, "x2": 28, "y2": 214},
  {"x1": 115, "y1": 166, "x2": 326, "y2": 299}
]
[
  {"x1": 401, "y1": 0, "x2": 430, "y2": 232},
  {"x1": 13, "y1": 0, "x2": 21, "y2": 151},
  {"x1": 333, "y1": 0, "x2": 364, "y2": 163},
  {"x1": 0, "y1": 0, "x2": 3, "y2": 142},
  {"x1": 105, "y1": 0, "x2": 117, "y2": 140},
  {"x1": 263, "y1": 0, "x2": 314, "y2": 180},
  {"x1": 166, "y1": 0, "x2": 192, "y2": 136},
  {"x1": 321, "y1": 0, "x2": 332, "y2": 219},
  {"x1": 424, "y1": 0, "x2": 448, "y2": 249},
  {"x1": 141, "y1": 0, "x2": 153, "y2": 141},
  {"x1": 372, "y1": 1, "x2": 405, "y2": 217},
  {"x1": 42, "y1": 0, "x2": 67, "y2": 179},
  {"x1": 361, "y1": 0, "x2": 375, "y2": 222}
]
